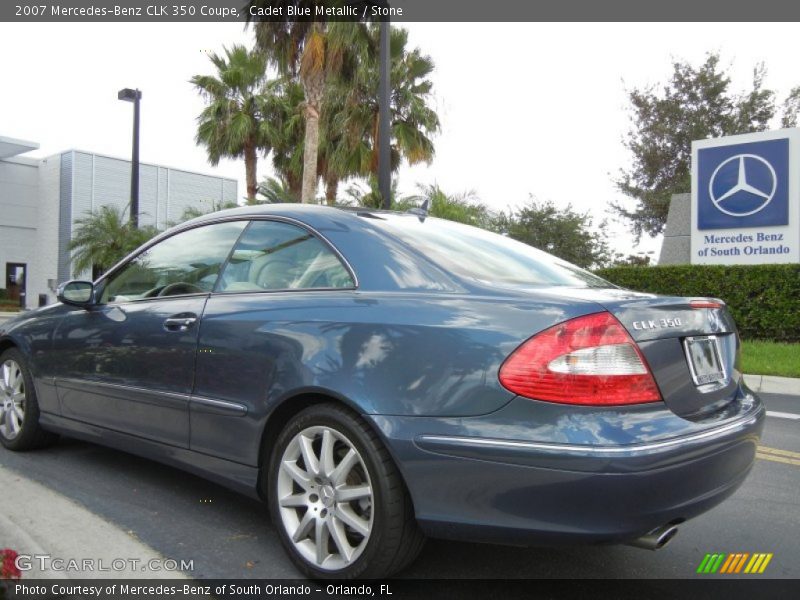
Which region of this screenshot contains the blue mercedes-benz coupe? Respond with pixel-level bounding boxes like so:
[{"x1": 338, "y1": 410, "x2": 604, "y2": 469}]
[{"x1": 0, "y1": 204, "x2": 764, "y2": 578}]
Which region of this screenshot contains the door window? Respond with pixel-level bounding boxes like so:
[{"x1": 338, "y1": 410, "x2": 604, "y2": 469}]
[
  {"x1": 216, "y1": 220, "x2": 354, "y2": 292},
  {"x1": 100, "y1": 221, "x2": 247, "y2": 303}
]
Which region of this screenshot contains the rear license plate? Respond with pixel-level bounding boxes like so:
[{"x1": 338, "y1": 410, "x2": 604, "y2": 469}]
[{"x1": 683, "y1": 336, "x2": 726, "y2": 386}]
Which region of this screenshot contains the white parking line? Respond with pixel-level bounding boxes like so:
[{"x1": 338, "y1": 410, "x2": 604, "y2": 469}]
[{"x1": 766, "y1": 411, "x2": 800, "y2": 421}]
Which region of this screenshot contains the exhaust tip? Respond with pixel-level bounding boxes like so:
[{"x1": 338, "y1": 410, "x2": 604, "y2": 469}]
[{"x1": 626, "y1": 524, "x2": 679, "y2": 551}]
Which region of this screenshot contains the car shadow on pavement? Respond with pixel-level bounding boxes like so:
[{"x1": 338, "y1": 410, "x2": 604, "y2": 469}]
[{"x1": 2, "y1": 437, "x2": 684, "y2": 580}]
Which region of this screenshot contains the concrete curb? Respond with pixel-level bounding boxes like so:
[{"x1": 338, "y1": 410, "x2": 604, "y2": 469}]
[
  {"x1": 0, "y1": 311, "x2": 19, "y2": 326},
  {"x1": 743, "y1": 374, "x2": 800, "y2": 397},
  {"x1": 0, "y1": 465, "x2": 189, "y2": 579}
]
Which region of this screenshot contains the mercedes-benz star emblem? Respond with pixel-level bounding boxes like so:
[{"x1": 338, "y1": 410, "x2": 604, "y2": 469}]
[{"x1": 708, "y1": 154, "x2": 777, "y2": 217}]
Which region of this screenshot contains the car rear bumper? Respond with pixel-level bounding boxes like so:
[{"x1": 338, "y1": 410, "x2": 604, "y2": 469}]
[{"x1": 366, "y1": 384, "x2": 765, "y2": 546}]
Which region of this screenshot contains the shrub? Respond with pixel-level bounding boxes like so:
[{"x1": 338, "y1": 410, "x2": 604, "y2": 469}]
[{"x1": 595, "y1": 264, "x2": 800, "y2": 342}]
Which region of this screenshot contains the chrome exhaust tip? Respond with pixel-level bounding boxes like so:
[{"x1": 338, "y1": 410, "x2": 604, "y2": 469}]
[{"x1": 626, "y1": 524, "x2": 679, "y2": 551}]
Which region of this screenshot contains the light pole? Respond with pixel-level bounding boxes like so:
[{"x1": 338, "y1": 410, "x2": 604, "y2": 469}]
[
  {"x1": 348, "y1": 1, "x2": 391, "y2": 208},
  {"x1": 118, "y1": 88, "x2": 142, "y2": 228},
  {"x1": 377, "y1": 10, "x2": 391, "y2": 209}
]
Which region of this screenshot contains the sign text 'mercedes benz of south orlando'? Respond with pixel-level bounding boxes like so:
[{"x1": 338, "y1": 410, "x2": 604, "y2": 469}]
[{"x1": 691, "y1": 128, "x2": 800, "y2": 264}]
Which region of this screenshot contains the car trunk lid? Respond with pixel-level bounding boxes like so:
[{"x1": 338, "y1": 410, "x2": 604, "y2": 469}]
[{"x1": 543, "y1": 287, "x2": 741, "y2": 418}]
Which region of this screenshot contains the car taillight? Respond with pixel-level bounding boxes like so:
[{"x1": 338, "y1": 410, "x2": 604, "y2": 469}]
[
  {"x1": 689, "y1": 299, "x2": 724, "y2": 309},
  {"x1": 498, "y1": 311, "x2": 662, "y2": 406}
]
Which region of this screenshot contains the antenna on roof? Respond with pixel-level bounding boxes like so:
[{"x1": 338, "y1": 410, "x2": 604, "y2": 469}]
[{"x1": 406, "y1": 198, "x2": 430, "y2": 222}]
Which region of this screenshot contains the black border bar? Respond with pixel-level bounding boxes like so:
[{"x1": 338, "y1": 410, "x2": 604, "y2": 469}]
[{"x1": 5, "y1": 0, "x2": 800, "y2": 22}]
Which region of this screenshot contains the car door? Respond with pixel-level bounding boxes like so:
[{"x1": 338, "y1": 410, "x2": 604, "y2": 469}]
[
  {"x1": 191, "y1": 218, "x2": 356, "y2": 463},
  {"x1": 52, "y1": 220, "x2": 247, "y2": 447}
]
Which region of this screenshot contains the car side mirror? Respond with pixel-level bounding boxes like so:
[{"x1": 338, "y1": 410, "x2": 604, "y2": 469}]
[{"x1": 57, "y1": 280, "x2": 95, "y2": 308}]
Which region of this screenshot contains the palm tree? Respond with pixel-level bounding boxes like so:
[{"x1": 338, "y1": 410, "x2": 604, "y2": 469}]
[
  {"x1": 261, "y1": 78, "x2": 305, "y2": 200},
  {"x1": 325, "y1": 25, "x2": 439, "y2": 202},
  {"x1": 191, "y1": 45, "x2": 275, "y2": 203},
  {"x1": 68, "y1": 205, "x2": 160, "y2": 277},
  {"x1": 408, "y1": 184, "x2": 495, "y2": 229},
  {"x1": 257, "y1": 176, "x2": 297, "y2": 204},
  {"x1": 252, "y1": 13, "x2": 367, "y2": 203},
  {"x1": 175, "y1": 200, "x2": 240, "y2": 224},
  {"x1": 342, "y1": 175, "x2": 404, "y2": 209}
]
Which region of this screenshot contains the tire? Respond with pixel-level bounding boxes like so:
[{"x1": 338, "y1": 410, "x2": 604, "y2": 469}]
[
  {"x1": 0, "y1": 348, "x2": 57, "y2": 451},
  {"x1": 268, "y1": 403, "x2": 425, "y2": 579}
]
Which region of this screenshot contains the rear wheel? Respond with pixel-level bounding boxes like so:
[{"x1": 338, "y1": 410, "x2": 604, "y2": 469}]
[
  {"x1": 268, "y1": 403, "x2": 424, "y2": 579},
  {"x1": 0, "y1": 349, "x2": 56, "y2": 451}
]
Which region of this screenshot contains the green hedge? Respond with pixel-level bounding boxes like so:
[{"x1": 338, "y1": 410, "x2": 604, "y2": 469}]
[{"x1": 595, "y1": 264, "x2": 800, "y2": 342}]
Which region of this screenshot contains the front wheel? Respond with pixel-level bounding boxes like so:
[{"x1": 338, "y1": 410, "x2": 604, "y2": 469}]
[
  {"x1": 0, "y1": 348, "x2": 57, "y2": 450},
  {"x1": 268, "y1": 403, "x2": 424, "y2": 579}
]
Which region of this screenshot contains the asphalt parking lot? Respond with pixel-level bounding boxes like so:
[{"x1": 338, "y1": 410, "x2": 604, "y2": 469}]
[{"x1": 1, "y1": 393, "x2": 798, "y2": 580}]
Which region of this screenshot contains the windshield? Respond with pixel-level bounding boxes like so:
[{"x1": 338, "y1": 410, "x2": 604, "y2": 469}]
[{"x1": 369, "y1": 214, "x2": 613, "y2": 289}]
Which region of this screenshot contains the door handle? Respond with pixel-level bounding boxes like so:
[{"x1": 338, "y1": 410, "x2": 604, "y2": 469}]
[{"x1": 163, "y1": 314, "x2": 198, "y2": 332}]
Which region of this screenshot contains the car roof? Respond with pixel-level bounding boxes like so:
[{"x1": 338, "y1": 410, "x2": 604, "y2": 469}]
[
  {"x1": 169, "y1": 203, "x2": 466, "y2": 293},
  {"x1": 184, "y1": 203, "x2": 396, "y2": 225}
]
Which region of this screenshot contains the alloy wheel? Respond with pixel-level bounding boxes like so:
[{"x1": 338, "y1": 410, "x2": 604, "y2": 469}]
[
  {"x1": 0, "y1": 360, "x2": 26, "y2": 440},
  {"x1": 276, "y1": 425, "x2": 374, "y2": 571}
]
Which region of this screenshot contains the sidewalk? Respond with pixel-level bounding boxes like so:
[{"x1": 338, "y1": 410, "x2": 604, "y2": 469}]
[
  {"x1": 743, "y1": 374, "x2": 800, "y2": 396},
  {"x1": 0, "y1": 311, "x2": 18, "y2": 326},
  {"x1": 0, "y1": 465, "x2": 188, "y2": 579}
]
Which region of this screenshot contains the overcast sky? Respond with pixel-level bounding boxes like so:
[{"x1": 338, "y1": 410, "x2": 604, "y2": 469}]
[{"x1": 2, "y1": 22, "x2": 799, "y2": 260}]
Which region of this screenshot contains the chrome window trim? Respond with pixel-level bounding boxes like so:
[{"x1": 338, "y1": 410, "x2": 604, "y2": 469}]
[
  {"x1": 95, "y1": 219, "x2": 249, "y2": 306},
  {"x1": 93, "y1": 215, "x2": 358, "y2": 305},
  {"x1": 94, "y1": 292, "x2": 211, "y2": 307},
  {"x1": 210, "y1": 216, "x2": 358, "y2": 296},
  {"x1": 210, "y1": 286, "x2": 357, "y2": 297}
]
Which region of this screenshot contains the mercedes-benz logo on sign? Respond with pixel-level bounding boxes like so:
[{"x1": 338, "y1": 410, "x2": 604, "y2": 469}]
[{"x1": 708, "y1": 154, "x2": 777, "y2": 217}]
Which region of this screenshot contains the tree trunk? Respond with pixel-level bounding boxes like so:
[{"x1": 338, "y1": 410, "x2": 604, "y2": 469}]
[
  {"x1": 301, "y1": 101, "x2": 320, "y2": 204},
  {"x1": 287, "y1": 173, "x2": 302, "y2": 202},
  {"x1": 325, "y1": 174, "x2": 338, "y2": 205},
  {"x1": 244, "y1": 142, "x2": 258, "y2": 204},
  {"x1": 300, "y1": 47, "x2": 326, "y2": 204}
]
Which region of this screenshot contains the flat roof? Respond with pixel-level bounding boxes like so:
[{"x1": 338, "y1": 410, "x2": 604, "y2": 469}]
[
  {"x1": 0, "y1": 135, "x2": 40, "y2": 160},
  {"x1": 53, "y1": 148, "x2": 238, "y2": 184}
]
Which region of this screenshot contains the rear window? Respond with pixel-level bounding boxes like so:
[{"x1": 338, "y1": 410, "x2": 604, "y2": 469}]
[{"x1": 369, "y1": 214, "x2": 612, "y2": 289}]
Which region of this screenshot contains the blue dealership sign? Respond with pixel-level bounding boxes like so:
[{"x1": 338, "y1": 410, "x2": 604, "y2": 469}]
[
  {"x1": 691, "y1": 129, "x2": 799, "y2": 265},
  {"x1": 696, "y1": 138, "x2": 789, "y2": 230}
]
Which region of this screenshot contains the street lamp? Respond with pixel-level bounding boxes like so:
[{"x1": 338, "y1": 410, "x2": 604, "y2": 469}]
[
  {"x1": 353, "y1": 0, "x2": 391, "y2": 209},
  {"x1": 377, "y1": 6, "x2": 391, "y2": 209},
  {"x1": 118, "y1": 88, "x2": 142, "y2": 228}
]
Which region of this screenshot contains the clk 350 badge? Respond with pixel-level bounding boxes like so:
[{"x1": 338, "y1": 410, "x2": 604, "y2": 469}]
[{"x1": 632, "y1": 318, "x2": 682, "y2": 331}]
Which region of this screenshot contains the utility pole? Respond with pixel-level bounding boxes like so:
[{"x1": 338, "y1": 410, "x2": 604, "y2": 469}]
[
  {"x1": 118, "y1": 88, "x2": 142, "y2": 227},
  {"x1": 378, "y1": 15, "x2": 391, "y2": 209}
]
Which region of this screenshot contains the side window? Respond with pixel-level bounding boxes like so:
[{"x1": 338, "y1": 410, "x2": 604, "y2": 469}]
[
  {"x1": 216, "y1": 220, "x2": 355, "y2": 292},
  {"x1": 100, "y1": 221, "x2": 247, "y2": 303}
]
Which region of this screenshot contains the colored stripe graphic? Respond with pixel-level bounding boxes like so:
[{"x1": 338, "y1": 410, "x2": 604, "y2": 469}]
[
  {"x1": 699, "y1": 552, "x2": 773, "y2": 574},
  {"x1": 722, "y1": 552, "x2": 747, "y2": 573},
  {"x1": 745, "y1": 553, "x2": 774, "y2": 574},
  {"x1": 745, "y1": 554, "x2": 760, "y2": 573},
  {"x1": 719, "y1": 554, "x2": 736, "y2": 573},
  {"x1": 759, "y1": 554, "x2": 773, "y2": 573},
  {"x1": 697, "y1": 554, "x2": 712, "y2": 574},
  {"x1": 709, "y1": 554, "x2": 725, "y2": 573},
  {"x1": 734, "y1": 553, "x2": 749, "y2": 573}
]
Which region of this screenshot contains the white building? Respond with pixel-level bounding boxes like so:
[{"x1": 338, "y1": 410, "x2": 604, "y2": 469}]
[{"x1": 0, "y1": 135, "x2": 237, "y2": 308}]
